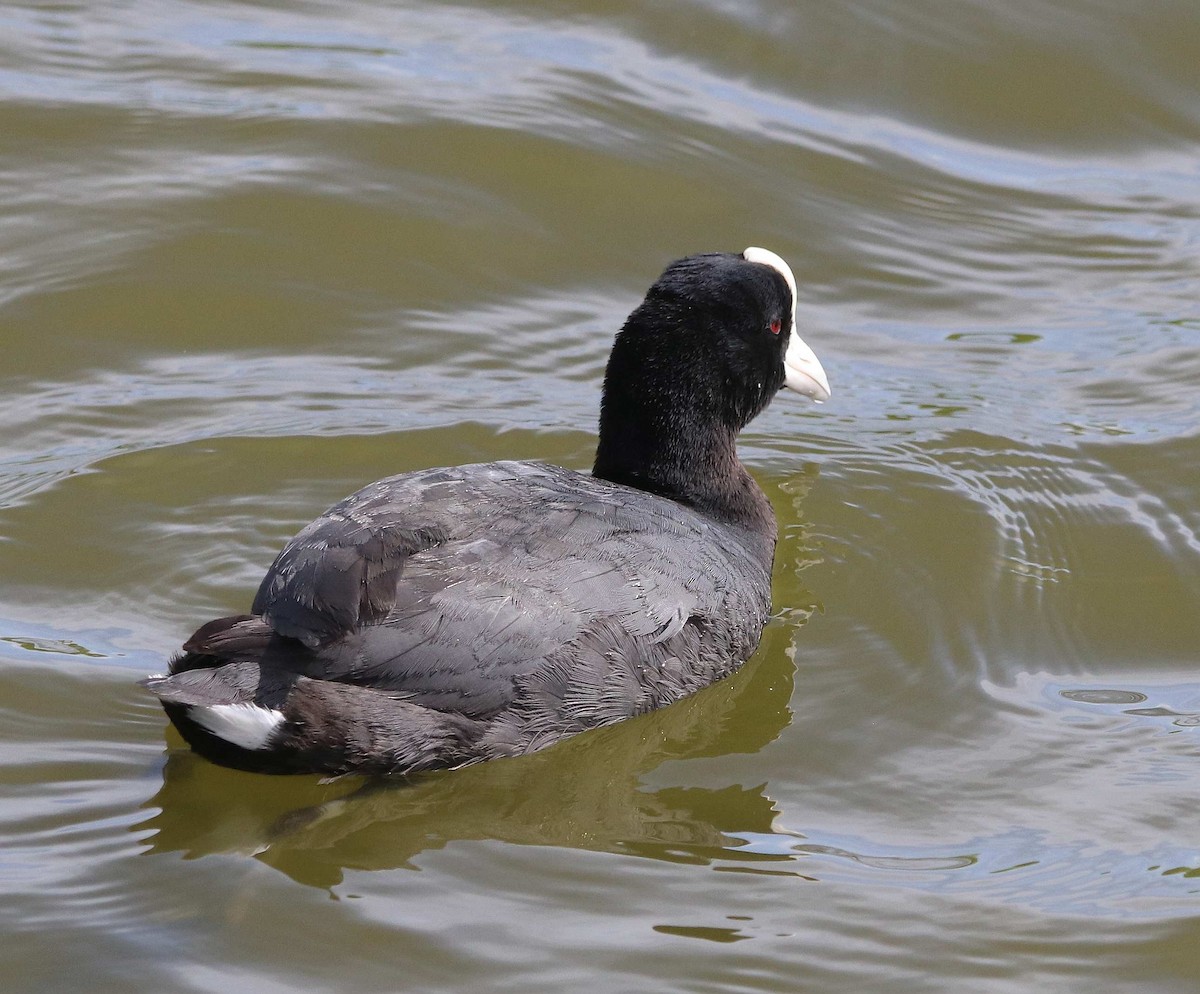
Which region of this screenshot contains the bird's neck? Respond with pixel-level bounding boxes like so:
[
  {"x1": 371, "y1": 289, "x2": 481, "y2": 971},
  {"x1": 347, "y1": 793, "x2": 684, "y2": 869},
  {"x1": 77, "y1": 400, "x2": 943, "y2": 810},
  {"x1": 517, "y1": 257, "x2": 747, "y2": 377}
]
[{"x1": 592, "y1": 378, "x2": 776, "y2": 541}]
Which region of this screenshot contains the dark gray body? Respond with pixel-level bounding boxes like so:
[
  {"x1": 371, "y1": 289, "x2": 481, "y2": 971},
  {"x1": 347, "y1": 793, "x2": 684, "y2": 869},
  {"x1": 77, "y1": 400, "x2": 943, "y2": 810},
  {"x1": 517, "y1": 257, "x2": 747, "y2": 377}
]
[{"x1": 149, "y1": 460, "x2": 775, "y2": 775}]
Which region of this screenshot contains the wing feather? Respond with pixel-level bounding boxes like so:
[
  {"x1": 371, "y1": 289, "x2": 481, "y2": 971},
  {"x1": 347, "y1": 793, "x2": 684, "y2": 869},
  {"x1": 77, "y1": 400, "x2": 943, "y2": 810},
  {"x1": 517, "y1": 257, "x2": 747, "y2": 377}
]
[{"x1": 225, "y1": 461, "x2": 770, "y2": 733}]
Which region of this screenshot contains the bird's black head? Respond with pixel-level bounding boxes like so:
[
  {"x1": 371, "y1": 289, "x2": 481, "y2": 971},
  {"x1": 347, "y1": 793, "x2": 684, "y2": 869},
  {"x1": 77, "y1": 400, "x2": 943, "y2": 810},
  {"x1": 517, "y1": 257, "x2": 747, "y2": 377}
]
[
  {"x1": 638, "y1": 252, "x2": 794, "y2": 426},
  {"x1": 594, "y1": 248, "x2": 830, "y2": 526}
]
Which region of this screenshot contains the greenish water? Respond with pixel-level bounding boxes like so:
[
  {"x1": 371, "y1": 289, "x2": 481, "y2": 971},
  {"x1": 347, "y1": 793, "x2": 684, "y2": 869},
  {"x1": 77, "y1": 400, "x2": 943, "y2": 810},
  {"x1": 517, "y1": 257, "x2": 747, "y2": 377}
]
[{"x1": 2, "y1": 1, "x2": 1199, "y2": 991}]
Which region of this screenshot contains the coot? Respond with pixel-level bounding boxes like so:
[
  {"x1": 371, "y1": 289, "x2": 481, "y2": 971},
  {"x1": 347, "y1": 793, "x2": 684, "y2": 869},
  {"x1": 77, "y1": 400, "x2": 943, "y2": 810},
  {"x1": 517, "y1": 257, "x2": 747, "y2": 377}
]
[{"x1": 143, "y1": 248, "x2": 831, "y2": 775}]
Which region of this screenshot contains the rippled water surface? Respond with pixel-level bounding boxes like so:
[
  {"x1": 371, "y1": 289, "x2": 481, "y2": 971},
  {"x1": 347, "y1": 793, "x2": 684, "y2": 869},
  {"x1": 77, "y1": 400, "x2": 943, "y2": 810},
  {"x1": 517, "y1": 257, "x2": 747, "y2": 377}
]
[{"x1": 2, "y1": 1, "x2": 1199, "y2": 991}]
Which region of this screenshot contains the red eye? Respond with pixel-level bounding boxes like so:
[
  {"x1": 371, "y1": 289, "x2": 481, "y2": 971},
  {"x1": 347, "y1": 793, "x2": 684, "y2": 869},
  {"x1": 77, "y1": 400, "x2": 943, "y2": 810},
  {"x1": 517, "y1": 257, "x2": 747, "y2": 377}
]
[{"x1": 769, "y1": 319, "x2": 781, "y2": 335}]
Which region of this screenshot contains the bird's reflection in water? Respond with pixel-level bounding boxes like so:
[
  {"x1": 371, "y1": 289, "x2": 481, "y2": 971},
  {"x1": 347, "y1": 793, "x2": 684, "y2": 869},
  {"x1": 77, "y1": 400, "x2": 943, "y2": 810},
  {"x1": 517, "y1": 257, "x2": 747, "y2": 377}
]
[{"x1": 137, "y1": 619, "x2": 800, "y2": 889}]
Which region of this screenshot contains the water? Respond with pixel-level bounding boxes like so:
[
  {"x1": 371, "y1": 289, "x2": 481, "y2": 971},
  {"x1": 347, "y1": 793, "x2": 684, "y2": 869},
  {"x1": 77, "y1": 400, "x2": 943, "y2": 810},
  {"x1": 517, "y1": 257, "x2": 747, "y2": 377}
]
[{"x1": 2, "y1": 1, "x2": 1199, "y2": 990}]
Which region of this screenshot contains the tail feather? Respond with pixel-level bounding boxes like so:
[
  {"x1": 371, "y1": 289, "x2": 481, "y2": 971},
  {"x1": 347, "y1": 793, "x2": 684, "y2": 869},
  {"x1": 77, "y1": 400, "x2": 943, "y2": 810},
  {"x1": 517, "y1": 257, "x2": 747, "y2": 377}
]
[
  {"x1": 170, "y1": 615, "x2": 275, "y2": 674},
  {"x1": 142, "y1": 660, "x2": 279, "y2": 708},
  {"x1": 144, "y1": 617, "x2": 485, "y2": 775}
]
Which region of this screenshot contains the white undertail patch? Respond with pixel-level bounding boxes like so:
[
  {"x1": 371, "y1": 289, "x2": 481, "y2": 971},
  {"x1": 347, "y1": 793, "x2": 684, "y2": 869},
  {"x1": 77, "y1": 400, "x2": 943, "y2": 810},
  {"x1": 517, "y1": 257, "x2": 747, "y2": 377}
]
[{"x1": 191, "y1": 702, "x2": 285, "y2": 751}]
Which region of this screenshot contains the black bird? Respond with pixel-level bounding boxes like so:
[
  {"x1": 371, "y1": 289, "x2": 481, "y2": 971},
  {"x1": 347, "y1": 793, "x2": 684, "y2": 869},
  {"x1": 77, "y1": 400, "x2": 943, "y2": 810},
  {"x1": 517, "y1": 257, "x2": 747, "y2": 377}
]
[{"x1": 143, "y1": 248, "x2": 831, "y2": 776}]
